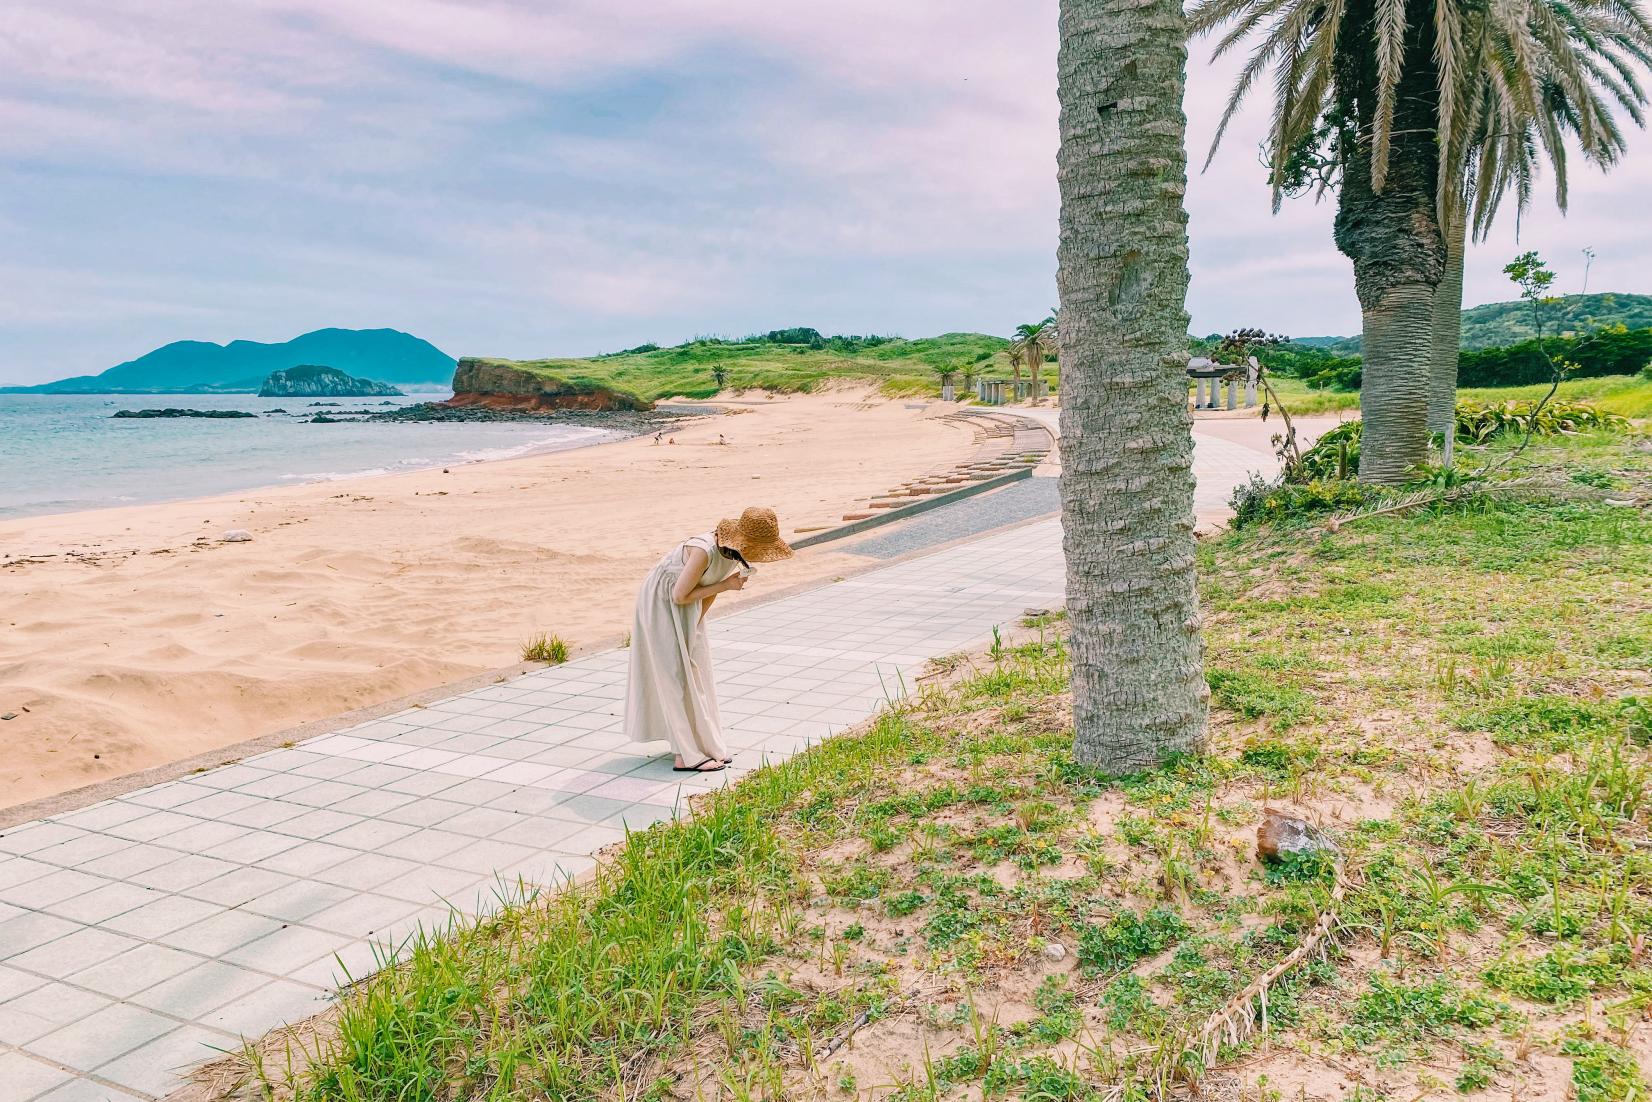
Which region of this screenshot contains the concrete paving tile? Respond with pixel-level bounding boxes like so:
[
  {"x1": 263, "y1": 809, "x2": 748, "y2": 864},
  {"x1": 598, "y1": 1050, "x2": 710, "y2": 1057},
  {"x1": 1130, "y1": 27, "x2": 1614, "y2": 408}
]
[
  {"x1": 0, "y1": 1050, "x2": 74, "y2": 1100},
  {"x1": 34, "y1": 1077, "x2": 148, "y2": 1102},
  {"x1": 75, "y1": 844, "x2": 180, "y2": 881},
  {"x1": 129, "y1": 959, "x2": 270, "y2": 1020},
  {"x1": 44, "y1": 881, "x2": 161, "y2": 925},
  {"x1": 438, "y1": 838, "x2": 540, "y2": 876},
  {"x1": 131, "y1": 854, "x2": 240, "y2": 894},
  {"x1": 202, "y1": 828, "x2": 302, "y2": 865},
  {"x1": 302, "y1": 892, "x2": 419, "y2": 940},
  {"x1": 256, "y1": 840, "x2": 358, "y2": 878},
  {"x1": 440, "y1": 806, "x2": 522, "y2": 838},
  {"x1": 222, "y1": 924, "x2": 352, "y2": 973},
  {"x1": 9, "y1": 926, "x2": 144, "y2": 976},
  {"x1": 170, "y1": 790, "x2": 264, "y2": 819},
  {"x1": 28, "y1": 1002, "x2": 176, "y2": 1071},
  {"x1": 0, "y1": 961, "x2": 47, "y2": 1000},
  {"x1": 53, "y1": 802, "x2": 152, "y2": 834},
  {"x1": 0, "y1": 855, "x2": 57, "y2": 891},
  {"x1": 0, "y1": 822, "x2": 90, "y2": 856},
  {"x1": 0, "y1": 910, "x2": 83, "y2": 960},
  {"x1": 0, "y1": 981, "x2": 112, "y2": 1047},
  {"x1": 217, "y1": 799, "x2": 309, "y2": 831},
  {"x1": 317, "y1": 818, "x2": 418, "y2": 851},
  {"x1": 101, "y1": 893, "x2": 222, "y2": 940},
  {"x1": 375, "y1": 828, "x2": 473, "y2": 864},
  {"x1": 65, "y1": 942, "x2": 200, "y2": 999},
  {"x1": 331, "y1": 788, "x2": 417, "y2": 817},
  {"x1": 0, "y1": 868, "x2": 111, "y2": 908},
  {"x1": 273, "y1": 808, "x2": 361, "y2": 840},
  {"x1": 381, "y1": 770, "x2": 463, "y2": 796},
  {"x1": 158, "y1": 909, "x2": 285, "y2": 957},
  {"x1": 200, "y1": 980, "x2": 326, "y2": 1037},
  {"x1": 374, "y1": 864, "x2": 495, "y2": 906},
  {"x1": 184, "y1": 866, "x2": 295, "y2": 907},
  {"x1": 242, "y1": 878, "x2": 358, "y2": 923},
  {"x1": 312, "y1": 852, "x2": 422, "y2": 892},
  {"x1": 89, "y1": 1024, "x2": 233, "y2": 1097}
]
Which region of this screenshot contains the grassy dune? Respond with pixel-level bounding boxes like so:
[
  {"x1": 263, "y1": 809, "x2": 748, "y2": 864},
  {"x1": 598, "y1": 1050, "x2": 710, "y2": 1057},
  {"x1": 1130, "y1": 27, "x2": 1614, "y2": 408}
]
[
  {"x1": 470, "y1": 333, "x2": 1052, "y2": 401},
  {"x1": 1270, "y1": 373, "x2": 1652, "y2": 418},
  {"x1": 225, "y1": 432, "x2": 1652, "y2": 1102}
]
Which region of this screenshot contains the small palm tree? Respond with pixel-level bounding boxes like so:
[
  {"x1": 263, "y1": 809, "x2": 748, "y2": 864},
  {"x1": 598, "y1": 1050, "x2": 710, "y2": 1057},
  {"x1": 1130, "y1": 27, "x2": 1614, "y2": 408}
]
[{"x1": 1010, "y1": 317, "x2": 1057, "y2": 400}]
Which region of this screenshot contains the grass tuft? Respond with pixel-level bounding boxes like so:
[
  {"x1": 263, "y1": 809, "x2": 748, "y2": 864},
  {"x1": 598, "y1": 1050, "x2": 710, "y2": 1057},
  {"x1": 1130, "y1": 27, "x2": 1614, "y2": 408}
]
[{"x1": 520, "y1": 633, "x2": 570, "y2": 664}]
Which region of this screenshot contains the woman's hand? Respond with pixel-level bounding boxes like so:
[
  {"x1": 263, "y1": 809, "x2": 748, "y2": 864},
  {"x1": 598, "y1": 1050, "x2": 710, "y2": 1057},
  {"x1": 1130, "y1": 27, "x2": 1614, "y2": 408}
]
[{"x1": 721, "y1": 574, "x2": 748, "y2": 593}]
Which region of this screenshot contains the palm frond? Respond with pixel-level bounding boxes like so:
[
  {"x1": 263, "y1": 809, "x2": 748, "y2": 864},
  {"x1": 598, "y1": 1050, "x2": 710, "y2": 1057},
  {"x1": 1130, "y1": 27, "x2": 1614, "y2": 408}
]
[{"x1": 1371, "y1": 0, "x2": 1410, "y2": 190}]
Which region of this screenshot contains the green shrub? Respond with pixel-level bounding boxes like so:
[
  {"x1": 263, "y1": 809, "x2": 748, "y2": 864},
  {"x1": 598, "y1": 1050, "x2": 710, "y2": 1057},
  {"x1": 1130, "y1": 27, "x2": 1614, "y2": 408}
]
[
  {"x1": 1457, "y1": 325, "x2": 1652, "y2": 387},
  {"x1": 1077, "y1": 907, "x2": 1189, "y2": 972},
  {"x1": 1454, "y1": 398, "x2": 1629, "y2": 443},
  {"x1": 1229, "y1": 473, "x2": 1383, "y2": 529}
]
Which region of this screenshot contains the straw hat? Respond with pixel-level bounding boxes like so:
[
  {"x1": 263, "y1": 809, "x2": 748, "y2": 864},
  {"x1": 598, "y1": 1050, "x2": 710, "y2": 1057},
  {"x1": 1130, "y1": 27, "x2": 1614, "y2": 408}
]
[{"x1": 714, "y1": 507, "x2": 793, "y2": 563}]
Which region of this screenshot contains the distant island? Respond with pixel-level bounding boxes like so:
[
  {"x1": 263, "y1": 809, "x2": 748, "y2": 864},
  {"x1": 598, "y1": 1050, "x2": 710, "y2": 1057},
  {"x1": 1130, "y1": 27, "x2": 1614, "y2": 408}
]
[
  {"x1": 258, "y1": 365, "x2": 403, "y2": 398},
  {"x1": 1294, "y1": 292, "x2": 1652, "y2": 354},
  {"x1": 2, "y1": 328, "x2": 455, "y2": 394}
]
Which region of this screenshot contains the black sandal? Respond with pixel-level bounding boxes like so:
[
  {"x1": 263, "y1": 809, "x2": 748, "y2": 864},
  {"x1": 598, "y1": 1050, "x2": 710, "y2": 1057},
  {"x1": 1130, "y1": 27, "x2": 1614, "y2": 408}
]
[{"x1": 673, "y1": 758, "x2": 728, "y2": 773}]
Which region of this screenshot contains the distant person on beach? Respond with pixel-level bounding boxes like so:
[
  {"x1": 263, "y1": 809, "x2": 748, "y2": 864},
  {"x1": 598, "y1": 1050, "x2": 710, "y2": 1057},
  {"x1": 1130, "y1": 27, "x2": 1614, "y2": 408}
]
[{"x1": 623, "y1": 507, "x2": 792, "y2": 772}]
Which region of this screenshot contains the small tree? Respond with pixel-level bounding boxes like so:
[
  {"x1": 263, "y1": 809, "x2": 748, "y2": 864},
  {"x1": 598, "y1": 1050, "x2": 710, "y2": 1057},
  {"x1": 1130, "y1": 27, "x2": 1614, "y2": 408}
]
[{"x1": 711, "y1": 364, "x2": 729, "y2": 390}]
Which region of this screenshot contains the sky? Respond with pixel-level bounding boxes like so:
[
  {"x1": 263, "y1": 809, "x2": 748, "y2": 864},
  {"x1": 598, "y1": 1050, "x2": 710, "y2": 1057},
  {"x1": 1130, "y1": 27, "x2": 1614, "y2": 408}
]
[{"x1": 2, "y1": 1, "x2": 1649, "y2": 385}]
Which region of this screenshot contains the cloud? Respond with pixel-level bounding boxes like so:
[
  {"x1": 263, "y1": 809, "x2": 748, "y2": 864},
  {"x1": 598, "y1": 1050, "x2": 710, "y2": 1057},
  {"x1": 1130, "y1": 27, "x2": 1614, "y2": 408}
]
[{"x1": 0, "y1": 1, "x2": 1647, "y2": 384}]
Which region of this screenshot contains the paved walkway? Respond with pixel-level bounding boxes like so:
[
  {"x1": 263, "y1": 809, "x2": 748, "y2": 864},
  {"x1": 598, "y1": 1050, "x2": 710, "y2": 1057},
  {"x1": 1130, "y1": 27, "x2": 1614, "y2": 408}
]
[{"x1": 0, "y1": 422, "x2": 1279, "y2": 1102}]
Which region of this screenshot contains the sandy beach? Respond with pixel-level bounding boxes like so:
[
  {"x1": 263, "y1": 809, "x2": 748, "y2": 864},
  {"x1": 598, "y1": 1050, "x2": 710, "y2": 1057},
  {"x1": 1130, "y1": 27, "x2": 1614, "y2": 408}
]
[{"x1": 0, "y1": 390, "x2": 978, "y2": 811}]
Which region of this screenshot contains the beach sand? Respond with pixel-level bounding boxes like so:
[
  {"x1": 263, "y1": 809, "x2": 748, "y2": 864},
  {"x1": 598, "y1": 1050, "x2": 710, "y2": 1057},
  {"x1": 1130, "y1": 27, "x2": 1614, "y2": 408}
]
[{"x1": 0, "y1": 390, "x2": 976, "y2": 811}]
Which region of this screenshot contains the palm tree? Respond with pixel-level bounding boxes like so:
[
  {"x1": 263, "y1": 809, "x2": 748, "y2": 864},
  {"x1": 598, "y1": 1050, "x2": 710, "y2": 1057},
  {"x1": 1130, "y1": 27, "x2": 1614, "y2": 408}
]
[
  {"x1": 1058, "y1": 0, "x2": 1208, "y2": 770},
  {"x1": 1010, "y1": 317, "x2": 1058, "y2": 399},
  {"x1": 1427, "y1": 21, "x2": 1649, "y2": 434},
  {"x1": 1191, "y1": 0, "x2": 1652, "y2": 481}
]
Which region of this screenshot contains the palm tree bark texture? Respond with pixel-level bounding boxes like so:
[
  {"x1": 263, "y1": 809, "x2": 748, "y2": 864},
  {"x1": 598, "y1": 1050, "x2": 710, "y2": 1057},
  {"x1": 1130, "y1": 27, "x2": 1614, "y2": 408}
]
[
  {"x1": 1331, "y1": 0, "x2": 1446, "y2": 483},
  {"x1": 1056, "y1": 0, "x2": 1209, "y2": 771}
]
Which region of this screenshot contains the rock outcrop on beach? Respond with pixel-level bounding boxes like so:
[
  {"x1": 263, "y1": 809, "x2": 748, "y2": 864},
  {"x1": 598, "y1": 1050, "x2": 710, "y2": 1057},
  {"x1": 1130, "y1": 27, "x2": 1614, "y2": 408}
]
[
  {"x1": 112, "y1": 408, "x2": 260, "y2": 419},
  {"x1": 444, "y1": 358, "x2": 653, "y2": 412},
  {"x1": 259, "y1": 365, "x2": 403, "y2": 398}
]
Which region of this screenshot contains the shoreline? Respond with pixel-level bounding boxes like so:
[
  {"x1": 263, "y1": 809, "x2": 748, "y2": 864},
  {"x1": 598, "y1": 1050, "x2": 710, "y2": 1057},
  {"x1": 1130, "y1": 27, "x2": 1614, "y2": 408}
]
[
  {"x1": 1, "y1": 395, "x2": 702, "y2": 524},
  {"x1": 0, "y1": 390, "x2": 977, "y2": 810}
]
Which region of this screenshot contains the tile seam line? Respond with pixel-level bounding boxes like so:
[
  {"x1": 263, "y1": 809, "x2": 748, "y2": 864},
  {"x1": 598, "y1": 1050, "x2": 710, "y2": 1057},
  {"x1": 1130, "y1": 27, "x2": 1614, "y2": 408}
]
[{"x1": 0, "y1": 504, "x2": 1066, "y2": 829}]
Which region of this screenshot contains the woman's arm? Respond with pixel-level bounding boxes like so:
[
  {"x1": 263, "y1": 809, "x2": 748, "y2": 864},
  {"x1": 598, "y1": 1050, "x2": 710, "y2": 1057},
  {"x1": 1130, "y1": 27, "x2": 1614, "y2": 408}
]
[{"x1": 671, "y1": 547, "x2": 746, "y2": 606}]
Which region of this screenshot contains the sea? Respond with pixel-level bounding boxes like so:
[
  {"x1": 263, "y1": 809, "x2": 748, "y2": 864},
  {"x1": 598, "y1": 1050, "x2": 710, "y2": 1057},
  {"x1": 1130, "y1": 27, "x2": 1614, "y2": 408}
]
[{"x1": 0, "y1": 392, "x2": 620, "y2": 520}]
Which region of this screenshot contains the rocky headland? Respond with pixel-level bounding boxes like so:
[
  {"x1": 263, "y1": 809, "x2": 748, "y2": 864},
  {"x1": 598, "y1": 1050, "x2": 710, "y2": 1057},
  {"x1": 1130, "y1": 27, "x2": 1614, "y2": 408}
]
[{"x1": 258, "y1": 364, "x2": 403, "y2": 397}]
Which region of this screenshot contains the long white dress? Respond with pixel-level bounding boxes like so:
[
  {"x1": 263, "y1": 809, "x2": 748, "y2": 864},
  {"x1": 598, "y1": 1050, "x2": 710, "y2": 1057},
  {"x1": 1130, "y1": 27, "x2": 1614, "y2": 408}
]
[{"x1": 623, "y1": 533, "x2": 739, "y2": 762}]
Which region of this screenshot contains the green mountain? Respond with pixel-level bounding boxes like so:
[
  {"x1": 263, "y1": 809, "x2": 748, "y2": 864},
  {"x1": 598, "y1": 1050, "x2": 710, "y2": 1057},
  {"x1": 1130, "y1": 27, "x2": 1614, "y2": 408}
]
[
  {"x1": 4, "y1": 328, "x2": 455, "y2": 393},
  {"x1": 1294, "y1": 292, "x2": 1652, "y2": 354}
]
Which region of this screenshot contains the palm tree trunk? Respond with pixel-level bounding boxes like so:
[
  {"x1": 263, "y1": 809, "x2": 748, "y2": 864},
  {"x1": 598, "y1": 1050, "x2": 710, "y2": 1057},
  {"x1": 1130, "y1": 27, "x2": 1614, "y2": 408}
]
[
  {"x1": 1359, "y1": 283, "x2": 1436, "y2": 481},
  {"x1": 1057, "y1": 0, "x2": 1207, "y2": 772},
  {"x1": 1331, "y1": 0, "x2": 1445, "y2": 484},
  {"x1": 1427, "y1": 207, "x2": 1466, "y2": 435}
]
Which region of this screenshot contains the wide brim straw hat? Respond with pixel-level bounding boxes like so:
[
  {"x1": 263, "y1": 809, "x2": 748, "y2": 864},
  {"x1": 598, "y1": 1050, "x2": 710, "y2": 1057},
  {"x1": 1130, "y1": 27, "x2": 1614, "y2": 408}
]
[{"x1": 714, "y1": 506, "x2": 794, "y2": 563}]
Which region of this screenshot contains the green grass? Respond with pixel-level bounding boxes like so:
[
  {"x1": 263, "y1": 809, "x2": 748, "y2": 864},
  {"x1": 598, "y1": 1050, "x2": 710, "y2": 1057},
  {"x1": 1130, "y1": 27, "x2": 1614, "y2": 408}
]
[
  {"x1": 232, "y1": 433, "x2": 1652, "y2": 1102},
  {"x1": 520, "y1": 633, "x2": 569, "y2": 663},
  {"x1": 471, "y1": 332, "x2": 1048, "y2": 401},
  {"x1": 1266, "y1": 371, "x2": 1652, "y2": 418}
]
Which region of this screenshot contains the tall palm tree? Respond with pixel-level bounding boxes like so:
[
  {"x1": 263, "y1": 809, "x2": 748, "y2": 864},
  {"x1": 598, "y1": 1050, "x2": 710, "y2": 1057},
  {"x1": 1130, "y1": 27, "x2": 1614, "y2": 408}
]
[
  {"x1": 1191, "y1": 0, "x2": 1652, "y2": 481},
  {"x1": 1011, "y1": 317, "x2": 1057, "y2": 399},
  {"x1": 1058, "y1": 0, "x2": 1208, "y2": 770}
]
